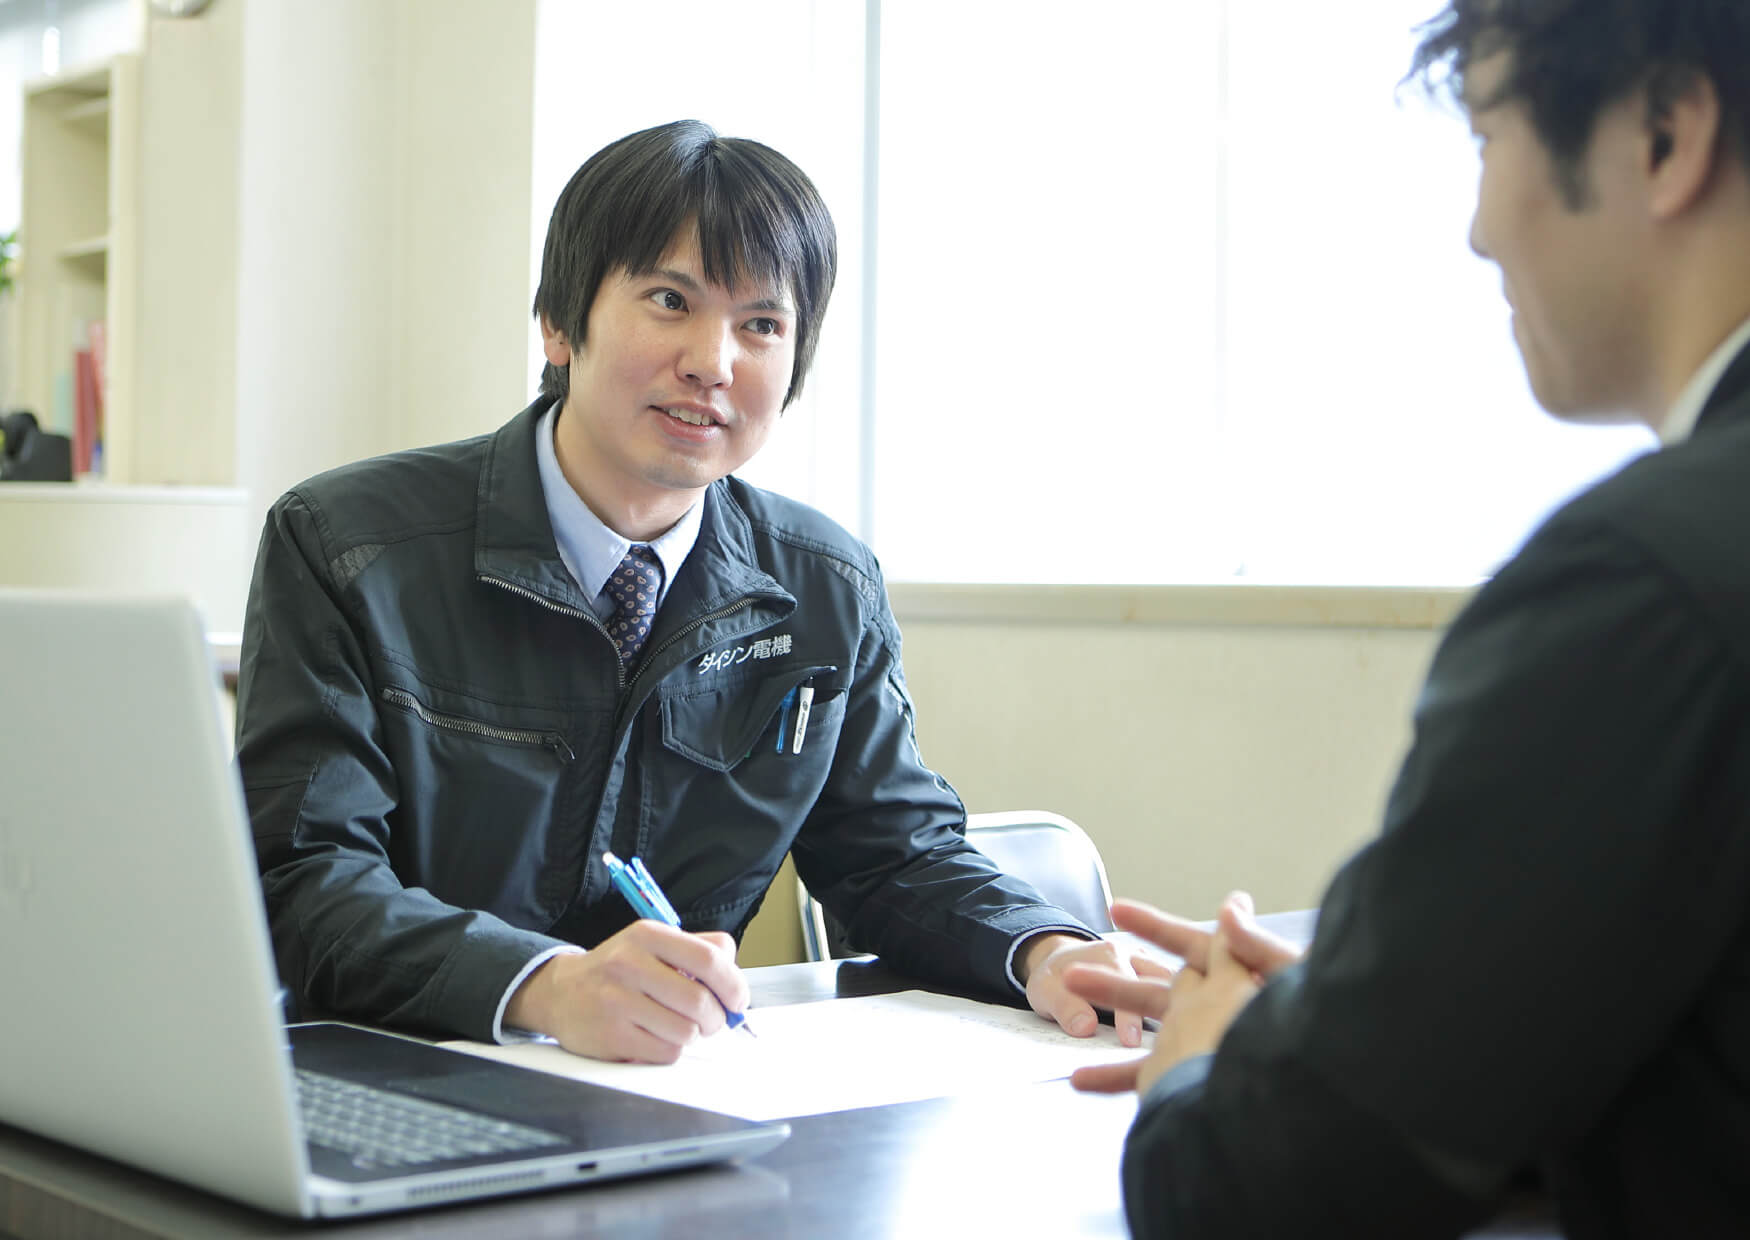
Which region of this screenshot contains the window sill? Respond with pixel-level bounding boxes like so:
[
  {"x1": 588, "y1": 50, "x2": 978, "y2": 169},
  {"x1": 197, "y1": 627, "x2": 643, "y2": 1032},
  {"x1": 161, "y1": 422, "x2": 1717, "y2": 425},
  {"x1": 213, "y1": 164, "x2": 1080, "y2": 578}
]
[{"x1": 886, "y1": 581, "x2": 1474, "y2": 630}]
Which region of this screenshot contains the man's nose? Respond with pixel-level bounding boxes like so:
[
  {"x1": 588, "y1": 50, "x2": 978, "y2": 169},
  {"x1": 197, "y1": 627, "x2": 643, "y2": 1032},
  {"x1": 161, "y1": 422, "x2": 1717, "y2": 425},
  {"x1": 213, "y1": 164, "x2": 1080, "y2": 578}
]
[
  {"x1": 680, "y1": 320, "x2": 734, "y2": 388},
  {"x1": 1468, "y1": 207, "x2": 1490, "y2": 260}
]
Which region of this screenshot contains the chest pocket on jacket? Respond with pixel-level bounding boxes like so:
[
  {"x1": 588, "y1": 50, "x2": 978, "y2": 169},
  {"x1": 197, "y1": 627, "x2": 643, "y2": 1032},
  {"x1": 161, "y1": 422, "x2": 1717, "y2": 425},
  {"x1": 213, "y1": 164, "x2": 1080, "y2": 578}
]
[
  {"x1": 651, "y1": 664, "x2": 846, "y2": 920},
  {"x1": 660, "y1": 664, "x2": 843, "y2": 772}
]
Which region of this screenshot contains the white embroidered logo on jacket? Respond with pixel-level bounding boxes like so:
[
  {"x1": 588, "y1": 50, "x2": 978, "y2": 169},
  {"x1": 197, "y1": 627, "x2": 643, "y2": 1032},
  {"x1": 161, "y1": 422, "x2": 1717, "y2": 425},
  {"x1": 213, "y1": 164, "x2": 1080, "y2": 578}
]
[{"x1": 697, "y1": 634, "x2": 794, "y2": 674}]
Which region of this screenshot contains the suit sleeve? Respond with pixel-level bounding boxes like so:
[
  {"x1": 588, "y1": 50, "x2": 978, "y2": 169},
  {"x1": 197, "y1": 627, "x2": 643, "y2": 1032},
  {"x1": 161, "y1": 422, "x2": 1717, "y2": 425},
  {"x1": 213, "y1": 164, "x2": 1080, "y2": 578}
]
[
  {"x1": 788, "y1": 568, "x2": 1093, "y2": 996},
  {"x1": 237, "y1": 493, "x2": 566, "y2": 1041},
  {"x1": 1122, "y1": 515, "x2": 1750, "y2": 1236}
]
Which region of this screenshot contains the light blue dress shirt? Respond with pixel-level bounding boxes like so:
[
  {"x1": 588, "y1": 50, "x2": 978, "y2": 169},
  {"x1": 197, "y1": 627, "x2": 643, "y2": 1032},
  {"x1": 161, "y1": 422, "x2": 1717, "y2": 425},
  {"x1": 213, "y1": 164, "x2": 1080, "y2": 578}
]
[{"x1": 533, "y1": 405, "x2": 704, "y2": 613}]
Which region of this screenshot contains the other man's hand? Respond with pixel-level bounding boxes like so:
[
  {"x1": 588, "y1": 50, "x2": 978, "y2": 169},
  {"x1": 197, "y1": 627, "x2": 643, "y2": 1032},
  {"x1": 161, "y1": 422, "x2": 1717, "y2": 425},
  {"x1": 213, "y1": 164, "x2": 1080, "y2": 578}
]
[
  {"x1": 1065, "y1": 891, "x2": 1296, "y2": 1096},
  {"x1": 505, "y1": 921, "x2": 749, "y2": 1063},
  {"x1": 1018, "y1": 932, "x2": 1170, "y2": 1049},
  {"x1": 1110, "y1": 891, "x2": 1302, "y2": 980}
]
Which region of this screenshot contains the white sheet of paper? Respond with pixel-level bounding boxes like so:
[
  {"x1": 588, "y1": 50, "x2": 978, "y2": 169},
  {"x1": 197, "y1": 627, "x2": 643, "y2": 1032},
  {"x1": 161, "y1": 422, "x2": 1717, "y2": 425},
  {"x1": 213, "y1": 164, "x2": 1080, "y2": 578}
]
[{"x1": 438, "y1": 990, "x2": 1148, "y2": 1121}]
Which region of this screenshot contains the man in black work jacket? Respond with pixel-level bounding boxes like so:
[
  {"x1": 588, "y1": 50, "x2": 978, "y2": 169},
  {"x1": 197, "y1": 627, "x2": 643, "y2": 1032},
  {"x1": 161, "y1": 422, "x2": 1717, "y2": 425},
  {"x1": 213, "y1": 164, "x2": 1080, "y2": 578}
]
[
  {"x1": 237, "y1": 121, "x2": 1136, "y2": 1063},
  {"x1": 1065, "y1": 3, "x2": 1750, "y2": 1237}
]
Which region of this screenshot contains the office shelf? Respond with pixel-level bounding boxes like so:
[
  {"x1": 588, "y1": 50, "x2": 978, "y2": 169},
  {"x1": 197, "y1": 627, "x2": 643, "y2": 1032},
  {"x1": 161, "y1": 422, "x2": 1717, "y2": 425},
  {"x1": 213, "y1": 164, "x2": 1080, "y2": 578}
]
[
  {"x1": 16, "y1": 55, "x2": 139, "y2": 481},
  {"x1": 58, "y1": 234, "x2": 110, "y2": 278},
  {"x1": 58, "y1": 235, "x2": 111, "y2": 261},
  {"x1": 62, "y1": 94, "x2": 111, "y2": 138}
]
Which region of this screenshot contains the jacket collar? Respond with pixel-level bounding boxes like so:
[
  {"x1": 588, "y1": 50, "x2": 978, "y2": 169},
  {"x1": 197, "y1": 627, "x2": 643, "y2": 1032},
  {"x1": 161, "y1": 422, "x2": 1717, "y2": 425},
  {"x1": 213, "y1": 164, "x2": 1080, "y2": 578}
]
[
  {"x1": 474, "y1": 397, "x2": 589, "y2": 610},
  {"x1": 473, "y1": 396, "x2": 789, "y2": 619},
  {"x1": 663, "y1": 482, "x2": 793, "y2": 621},
  {"x1": 1694, "y1": 332, "x2": 1750, "y2": 440},
  {"x1": 638, "y1": 484, "x2": 794, "y2": 691}
]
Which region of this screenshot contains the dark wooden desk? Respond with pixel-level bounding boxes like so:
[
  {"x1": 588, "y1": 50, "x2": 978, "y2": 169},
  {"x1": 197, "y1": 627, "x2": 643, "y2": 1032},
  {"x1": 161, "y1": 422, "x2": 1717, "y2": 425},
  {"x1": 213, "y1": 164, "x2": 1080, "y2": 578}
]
[{"x1": 0, "y1": 953, "x2": 1562, "y2": 1239}]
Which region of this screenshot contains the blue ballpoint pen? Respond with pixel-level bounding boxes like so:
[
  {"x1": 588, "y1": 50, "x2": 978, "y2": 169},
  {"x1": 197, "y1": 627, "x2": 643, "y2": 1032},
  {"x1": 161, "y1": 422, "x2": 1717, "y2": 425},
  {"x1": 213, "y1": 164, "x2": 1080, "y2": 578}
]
[
  {"x1": 628, "y1": 856, "x2": 680, "y2": 922},
  {"x1": 602, "y1": 851, "x2": 756, "y2": 1036}
]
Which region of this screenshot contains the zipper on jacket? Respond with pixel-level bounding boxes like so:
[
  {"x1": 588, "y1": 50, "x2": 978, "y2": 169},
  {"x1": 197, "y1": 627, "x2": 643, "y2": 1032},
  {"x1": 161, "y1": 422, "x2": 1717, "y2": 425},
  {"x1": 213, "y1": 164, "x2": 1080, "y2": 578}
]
[
  {"x1": 380, "y1": 686, "x2": 576, "y2": 761},
  {"x1": 480, "y1": 573, "x2": 629, "y2": 688}
]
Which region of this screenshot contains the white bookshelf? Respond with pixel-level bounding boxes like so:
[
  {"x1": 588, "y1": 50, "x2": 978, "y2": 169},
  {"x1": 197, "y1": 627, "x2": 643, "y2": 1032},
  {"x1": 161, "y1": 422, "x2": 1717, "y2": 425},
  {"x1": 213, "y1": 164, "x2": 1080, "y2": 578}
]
[{"x1": 16, "y1": 55, "x2": 140, "y2": 482}]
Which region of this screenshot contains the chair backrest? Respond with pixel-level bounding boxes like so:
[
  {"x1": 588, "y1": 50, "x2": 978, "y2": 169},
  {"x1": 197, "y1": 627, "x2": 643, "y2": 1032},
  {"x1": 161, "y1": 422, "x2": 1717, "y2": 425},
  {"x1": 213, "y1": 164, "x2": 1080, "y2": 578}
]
[{"x1": 796, "y1": 810, "x2": 1116, "y2": 962}]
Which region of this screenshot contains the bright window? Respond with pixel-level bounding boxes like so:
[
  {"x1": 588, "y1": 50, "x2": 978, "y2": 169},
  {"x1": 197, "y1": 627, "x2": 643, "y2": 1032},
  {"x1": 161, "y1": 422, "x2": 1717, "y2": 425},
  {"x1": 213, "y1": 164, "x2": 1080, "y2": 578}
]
[
  {"x1": 1213, "y1": 1, "x2": 1651, "y2": 584},
  {"x1": 532, "y1": 0, "x2": 1655, "y2": 587}
]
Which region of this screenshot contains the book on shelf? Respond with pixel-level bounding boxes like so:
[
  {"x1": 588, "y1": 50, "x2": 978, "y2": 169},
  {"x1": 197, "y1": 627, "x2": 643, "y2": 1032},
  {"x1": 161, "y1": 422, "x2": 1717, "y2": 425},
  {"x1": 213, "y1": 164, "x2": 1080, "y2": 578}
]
[
  {"x1": 70, "y1": 319, "x2": 106, "y2": 479},
  {"x1": 73, "y1": 348, "x2": 96, "y2": 476}
]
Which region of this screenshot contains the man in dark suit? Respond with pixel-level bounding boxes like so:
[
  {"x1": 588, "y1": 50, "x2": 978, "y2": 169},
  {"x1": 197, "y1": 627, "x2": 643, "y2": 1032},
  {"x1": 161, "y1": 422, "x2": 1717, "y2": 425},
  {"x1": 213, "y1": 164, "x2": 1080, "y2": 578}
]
[{"x1": 1065, "y1": 3, "x2": 1750, "y2": 1236}]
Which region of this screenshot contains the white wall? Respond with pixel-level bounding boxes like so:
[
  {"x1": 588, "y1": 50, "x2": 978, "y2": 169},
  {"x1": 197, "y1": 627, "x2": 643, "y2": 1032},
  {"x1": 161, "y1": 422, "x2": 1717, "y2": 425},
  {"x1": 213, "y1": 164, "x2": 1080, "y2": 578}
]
[
  {"x1": 234, "y1": 0, "x2": 536, "y2": 539},
  {"x1": 133, "y1": 0, "x2": 241, "y2": 486},
  {"x1": 896, "y1": 598, "x2": 1448, "y2": 916},
  {"x1": 0, "y1": 482, "x2": 249, "y2": 631},
  {"x1": 392, "y1": 2, "x2": 539, "y2": 452}
]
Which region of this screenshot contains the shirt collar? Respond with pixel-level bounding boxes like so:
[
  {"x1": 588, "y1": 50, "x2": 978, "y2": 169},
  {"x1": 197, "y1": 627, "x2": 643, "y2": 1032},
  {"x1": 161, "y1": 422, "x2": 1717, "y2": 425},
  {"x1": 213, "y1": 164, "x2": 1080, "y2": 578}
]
[
  {"x1": 1660, "y1": 313, "x2": 1750, "y2": 446},
  {"x1": 534, "y1": 404, "x2": 703, "y2": 607}
]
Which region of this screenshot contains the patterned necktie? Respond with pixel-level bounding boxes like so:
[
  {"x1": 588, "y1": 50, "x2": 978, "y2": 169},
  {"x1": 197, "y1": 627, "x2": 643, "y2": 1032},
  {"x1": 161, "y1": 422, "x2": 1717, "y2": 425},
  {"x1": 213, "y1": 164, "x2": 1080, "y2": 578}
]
[{"x1": 603, "y1": 544, "x2": 663, "y2": 666}]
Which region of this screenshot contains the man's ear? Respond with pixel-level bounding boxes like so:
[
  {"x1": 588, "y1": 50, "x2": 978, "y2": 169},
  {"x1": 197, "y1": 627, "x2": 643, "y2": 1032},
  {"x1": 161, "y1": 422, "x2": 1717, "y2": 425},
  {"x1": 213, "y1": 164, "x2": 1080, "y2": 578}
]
[
  {"x1": 539, "y1": 313, "x2": 573, "y2": 367},
  {"x1": 1647, "y1": 71, "x2": 1723, "y2": 221}
]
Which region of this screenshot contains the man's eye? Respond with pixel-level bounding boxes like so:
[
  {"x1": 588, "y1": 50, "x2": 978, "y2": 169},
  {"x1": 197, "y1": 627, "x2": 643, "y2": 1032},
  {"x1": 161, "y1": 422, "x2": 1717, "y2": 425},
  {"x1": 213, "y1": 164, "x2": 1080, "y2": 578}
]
[
  {"x1": 652, "y1": 290, "x2": 686, "y2": 311},
  {"x1": 746, "y1": 317, "x2": 780, "y2": 336}
]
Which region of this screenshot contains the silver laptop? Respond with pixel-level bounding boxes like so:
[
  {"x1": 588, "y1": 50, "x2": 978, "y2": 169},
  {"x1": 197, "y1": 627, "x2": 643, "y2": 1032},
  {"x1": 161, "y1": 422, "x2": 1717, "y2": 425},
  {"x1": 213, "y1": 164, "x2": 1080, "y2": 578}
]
[{"x1": 0, "y1": 590, "x2": 788, "y2": 1218}]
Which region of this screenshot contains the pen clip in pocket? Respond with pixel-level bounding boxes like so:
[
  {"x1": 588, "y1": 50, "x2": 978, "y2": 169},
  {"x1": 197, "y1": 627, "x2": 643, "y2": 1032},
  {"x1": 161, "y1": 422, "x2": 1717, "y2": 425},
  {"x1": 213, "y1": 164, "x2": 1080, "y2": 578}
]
[{"x1": 660, "y1": 664, "x2": 837, "y2": 772}]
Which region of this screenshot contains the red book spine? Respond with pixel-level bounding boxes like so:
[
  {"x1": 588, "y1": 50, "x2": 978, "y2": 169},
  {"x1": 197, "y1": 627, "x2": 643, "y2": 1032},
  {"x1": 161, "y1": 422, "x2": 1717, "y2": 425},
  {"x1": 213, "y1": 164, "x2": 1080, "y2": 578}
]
[{"x1": 73, "y1": 348, "x2": 97, "y2": 476}]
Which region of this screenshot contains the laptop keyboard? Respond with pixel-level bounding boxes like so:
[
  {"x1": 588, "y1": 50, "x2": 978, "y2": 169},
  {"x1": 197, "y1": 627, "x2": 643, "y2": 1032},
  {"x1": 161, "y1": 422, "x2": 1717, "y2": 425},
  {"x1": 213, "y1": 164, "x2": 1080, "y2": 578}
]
[{"x1": 296, "y1": 1068, "x2": 568, "y2": 1168}]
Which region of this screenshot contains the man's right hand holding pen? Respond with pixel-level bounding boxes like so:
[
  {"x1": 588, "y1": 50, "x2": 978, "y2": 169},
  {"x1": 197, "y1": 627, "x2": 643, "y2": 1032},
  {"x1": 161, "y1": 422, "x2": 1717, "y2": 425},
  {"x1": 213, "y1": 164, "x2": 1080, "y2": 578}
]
[{"x1": 504, "y1": 921, "x2": 751, "y2": 1064}]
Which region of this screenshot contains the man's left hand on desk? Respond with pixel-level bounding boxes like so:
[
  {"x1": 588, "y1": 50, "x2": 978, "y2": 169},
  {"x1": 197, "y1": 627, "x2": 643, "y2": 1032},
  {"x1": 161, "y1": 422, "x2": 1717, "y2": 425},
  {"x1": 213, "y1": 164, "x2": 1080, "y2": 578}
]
[{"x1": 1017, "y1": 932, "x2": 1163, "y2": 1049}]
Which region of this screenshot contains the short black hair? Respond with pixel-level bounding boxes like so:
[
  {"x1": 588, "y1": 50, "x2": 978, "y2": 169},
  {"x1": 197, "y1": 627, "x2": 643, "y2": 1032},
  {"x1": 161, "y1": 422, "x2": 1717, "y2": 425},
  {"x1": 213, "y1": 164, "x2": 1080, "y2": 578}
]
[
  {"x1": 1409, "y1": 0, "x2": 1750, "y2": 207},
  {"x1": 532, "y1": 120, "x2": 837, "y2": 408}
]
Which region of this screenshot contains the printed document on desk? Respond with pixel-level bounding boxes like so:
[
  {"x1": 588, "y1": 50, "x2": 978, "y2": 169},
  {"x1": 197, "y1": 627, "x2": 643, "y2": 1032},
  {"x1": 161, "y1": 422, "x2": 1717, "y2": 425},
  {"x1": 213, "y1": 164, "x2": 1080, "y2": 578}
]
[{"x1": 439, "y1": 991, "x2": 1148, "y2": 1121}]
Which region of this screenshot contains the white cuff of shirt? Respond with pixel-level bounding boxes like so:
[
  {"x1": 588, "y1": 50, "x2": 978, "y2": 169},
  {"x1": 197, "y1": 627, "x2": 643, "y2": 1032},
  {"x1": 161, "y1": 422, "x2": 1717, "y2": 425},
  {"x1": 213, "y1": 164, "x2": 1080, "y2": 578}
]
[{"x1": 491, "y1": 944, "x2": 587, "y2": 1043}]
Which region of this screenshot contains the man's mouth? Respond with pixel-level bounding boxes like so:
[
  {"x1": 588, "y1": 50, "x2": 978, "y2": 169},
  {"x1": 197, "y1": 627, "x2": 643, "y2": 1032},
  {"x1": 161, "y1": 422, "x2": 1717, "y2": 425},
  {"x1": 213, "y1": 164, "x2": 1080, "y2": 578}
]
[{"x1": 660, "y1": 406, "x2": 722, "y2": 428}]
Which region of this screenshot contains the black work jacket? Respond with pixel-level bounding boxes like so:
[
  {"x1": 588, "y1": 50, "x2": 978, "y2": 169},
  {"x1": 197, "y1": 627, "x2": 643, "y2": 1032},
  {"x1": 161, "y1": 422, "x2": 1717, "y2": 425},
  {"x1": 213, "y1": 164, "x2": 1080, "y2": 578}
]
[
  {"x1": 237, "y1": 398, "x2": 1085, "y2": 1042},
  {"x1": 1123, "y1": 342, "x2": 1750, "y2": 1238}
]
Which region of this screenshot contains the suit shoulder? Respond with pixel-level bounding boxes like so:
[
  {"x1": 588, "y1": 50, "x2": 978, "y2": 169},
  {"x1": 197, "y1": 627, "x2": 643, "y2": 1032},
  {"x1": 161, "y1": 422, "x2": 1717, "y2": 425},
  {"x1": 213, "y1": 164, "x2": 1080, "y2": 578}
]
[
  {"x1": 1520, "y1": 411, "x2": 1750, "y2": 628},
  {"x1": 1550, "y1": 413, "x2": 1750, "y2": 545}
]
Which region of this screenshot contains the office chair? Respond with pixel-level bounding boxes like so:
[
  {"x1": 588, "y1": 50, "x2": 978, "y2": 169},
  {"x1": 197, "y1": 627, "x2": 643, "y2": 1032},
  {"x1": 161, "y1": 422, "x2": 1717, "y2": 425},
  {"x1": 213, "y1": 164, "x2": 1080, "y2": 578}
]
[{"x1": 797, "y1": 810, "x2": 1116, "y2": 962}]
